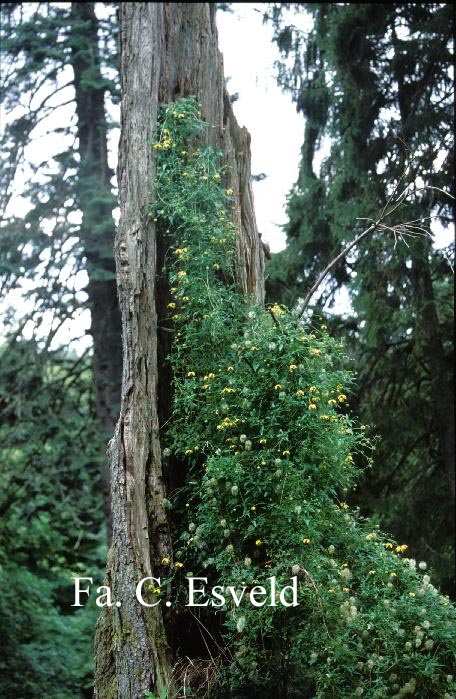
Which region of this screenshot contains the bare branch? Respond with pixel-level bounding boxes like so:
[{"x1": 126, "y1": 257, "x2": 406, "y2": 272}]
[{"x1": 297, "y1": 174, "x2": 455, "y2": 317}]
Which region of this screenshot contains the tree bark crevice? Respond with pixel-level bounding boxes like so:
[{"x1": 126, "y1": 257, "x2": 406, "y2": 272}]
[{"x1": 95, "y1": 4, "x2": 265, "y2": 697}]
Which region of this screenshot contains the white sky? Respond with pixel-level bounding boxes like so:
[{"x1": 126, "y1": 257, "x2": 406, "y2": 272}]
[
  {"x1": 217, "y1": 4, "x2": 453, "y2": 255},
  {"x1": 2, "y1": 2, "x2": 307, "y2": 351},
  {"x1": 1, "y1": 2, "x2": 453, "y2": 350},
  {"x1": 217, "y1": 4, "x2": 305, "y2": 253}
]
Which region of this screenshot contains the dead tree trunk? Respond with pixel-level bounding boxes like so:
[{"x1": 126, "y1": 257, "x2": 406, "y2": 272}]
[{"x1": 94, "y1": 4, "x2": 265, "y2": 698}]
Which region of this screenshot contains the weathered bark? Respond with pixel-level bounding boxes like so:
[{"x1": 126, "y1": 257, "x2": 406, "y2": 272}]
[
  {"x1": 157, "y1": 3, "x2": 265, "y2": 302},
  {"x1": 94, "y1": 4, "x2": 265, "y2": 698},
  {"x1": 69, "y1": 3, "x2": 122, "y2": 539}
]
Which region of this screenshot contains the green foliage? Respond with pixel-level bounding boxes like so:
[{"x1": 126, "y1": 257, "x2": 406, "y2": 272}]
[
  {"x1": 0, "y1": 7, "x2": 119, "y2": 693},
  {"x1": 154, "y1": 98, "x2": 456, "y2": 698},
  {"x1": 0, "y1": 2, "x2": 119, "y2": 330},
  {"x1": 0, "y1": 339, "x2": 106, "y2": 698},
  {"x1": 144, "y1": 689, "x2": 170, "y2": 699},
  {"x1": 266, "y1": 3, "x2": 454, "y2": 593},
  {"x1": 0, "y1": 566, "x2": 100, "y2": 699}
]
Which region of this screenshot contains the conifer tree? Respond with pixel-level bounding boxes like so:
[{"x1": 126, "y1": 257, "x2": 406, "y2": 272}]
[
  {"x1": 1, "y1": 1, "x2": 121, "y2": 532},
  {"x1": 266, "y1": 3, "x2": 454, "y2": 591},
  {"x1": 1, "y1": 4, "x2": 120, "y2": 696}
]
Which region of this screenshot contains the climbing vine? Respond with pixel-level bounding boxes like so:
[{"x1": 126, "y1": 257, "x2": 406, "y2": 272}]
[{"x1": 151, "y1": 98, "x2": 455, "y2": 699}]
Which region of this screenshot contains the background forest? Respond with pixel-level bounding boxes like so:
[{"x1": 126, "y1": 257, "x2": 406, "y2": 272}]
[{"x1": 0, "y1": 3, "x2": 453, "y2": 698}]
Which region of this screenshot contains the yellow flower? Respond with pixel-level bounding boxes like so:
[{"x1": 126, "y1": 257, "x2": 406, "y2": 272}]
[
  {"x1": 319, "y1": 414, "x2": 330, "y2": 420},
  {"x1": 182, "y1": 296, "x2": 190, "y2": 302},
  {"x1": 303, "y1": 538, "x2": 311, "y2": 544},
  {"x1": 152, "y1": 143, "x2": 162, "y2": 150},
  {"x1": 274, "y1": 384, "x2": 282, "y2": 390},
  {"x1": 343, "y1": 587, "x2": 350, "y2": 592},
  {"x1": 341, "y1": 563, "x2": 348, "y2": 568},
  {"x1": 227, "y1": 366, "x2": 234, "y2": 372},
  {"x1": 172, "y1": 314, "x2": 179, "y2": 320},
  {"x1": 389, "y1": 572, "x2": 397, "y2": 577},
  {"x1": 185, "y1": 449, "x2": 193, "y2": 455},
  {"x1": 202, "y1": 384, "x2": 209, "y2": 389},
  {"x1": 207, "y1": 372, "x2": 215, "y2": 379},
  {"x1": 255, "y1": 539, "x2": 262, "y2": 546},
  {"x1": 175, "y1": 562, "x2": 184, "y2": 569},
  {"x1": 213, "y1": 263, "x2": 220, "y2": 270},
  {"x1": 396, "y1": 544, "x2": 408, "y2": 553},
  {"x1": 308, "y1": 404, "x2": 317, "y2": 410},
  {"x1": 345, "y1": 455, "x2": 353, "y2": 463},
  {"x1": 368, "y1": 570, "x2": 376, "y2": 575},
  {"x1": 384, "y1": 543, "x2": 394, "y2": 550},
  {"x1": 338, "y1": 394, "x2": 347, "y2": 402},
  {"x1": 161, "y1": 557, "x2": 170, "y2": 565},
  {"x1": 309, "y1": 386, "x2": 317, "y2": 393},
  {"x1": 328, "y1": 399, "x2": 337, "y2": 406},
  {"x1": 270, "y1": 303, "x2": 285, "y2": 316},
  {"x1": 328, "y1": 588, "x2": 335, "y2": 593},
  {"x1": 182, "y1": 171, "x2": 188, "y2": 177},
  {"x1": 187, "y1": 371, "x2": 196, "y2": 377},
  {"x1": 213, "y1": 172, "x2": 221, "y2": 180},
  {"x1": 282, "y1": 450, "x2": 290, "y2": 456},
  {"x1": 311, "y1": 348, "x2": 321, "y2": 356},
  {"x1": 259, "y1": 438, "x2": 267, "y2": 444},
  {"x1": 177, "y1": 270, "x2": 187, "y2": 277},
  {"x1": 222, "y1": 387, "x2": 236, "y2": 393},
  {"x1": 289, "y1": 364, "x2": 298, "y2": 371},
  {"x1": 226, "y1": 188, "x2": 234, "y2": 196},
  {"x1": 296, "y1": 390, "x2": 305, "y2": 397},
  {"x1": 408, "y1": 592, "x2": 416, "y2": 597},
  {"x1": 321, "y1": 324, "x2": 327, "y2": 330},
  {"x1": 167, "y1": 302, "x2": 176, "y2": 308}
]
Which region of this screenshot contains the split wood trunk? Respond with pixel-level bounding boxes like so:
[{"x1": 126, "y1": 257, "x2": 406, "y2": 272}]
[{"x1": 94, "y1": 4, "x2": 265, "y2": 698}]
